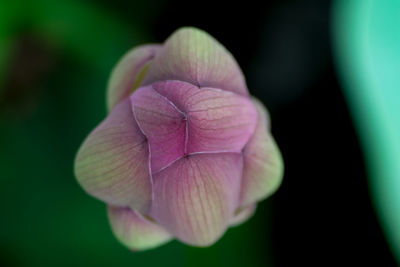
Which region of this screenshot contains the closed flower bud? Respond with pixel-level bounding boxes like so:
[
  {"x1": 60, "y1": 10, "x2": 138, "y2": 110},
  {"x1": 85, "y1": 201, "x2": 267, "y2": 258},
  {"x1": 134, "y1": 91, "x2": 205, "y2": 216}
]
[{"x1": 74, "y1": 27, "x2": 283, "y2": 250}]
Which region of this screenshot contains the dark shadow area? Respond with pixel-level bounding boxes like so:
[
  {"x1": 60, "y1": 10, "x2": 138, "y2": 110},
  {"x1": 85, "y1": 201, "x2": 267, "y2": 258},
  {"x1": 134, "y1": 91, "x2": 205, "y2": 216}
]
[{"x1": 153, "y1": 0, "x2": 395, "y2": 265}]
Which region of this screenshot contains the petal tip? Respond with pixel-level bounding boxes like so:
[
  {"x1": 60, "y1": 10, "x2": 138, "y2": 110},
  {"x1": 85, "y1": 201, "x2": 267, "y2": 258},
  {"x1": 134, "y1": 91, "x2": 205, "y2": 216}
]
[
  {"x1": 106, "y1": 44, "x2": 161, "y2": 112},
  {"x1": 230, "y1": 204, "x2": 257, "y2": 227},
  {"x1": 108, "y1": 206, "x2": 172, "y2": 251},
  {"x1": 144, "y1": 27, "x2": 248, "y2": 95},
  {"x1": 239, "y1": 98, "x2": 284, "y2": 207}
]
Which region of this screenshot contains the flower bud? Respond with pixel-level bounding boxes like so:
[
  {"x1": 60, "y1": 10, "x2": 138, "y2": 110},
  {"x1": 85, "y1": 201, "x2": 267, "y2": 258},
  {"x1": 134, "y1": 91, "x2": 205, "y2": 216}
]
[{"x1": 74, "y1": 27, "x2": 284, "y2": 250}]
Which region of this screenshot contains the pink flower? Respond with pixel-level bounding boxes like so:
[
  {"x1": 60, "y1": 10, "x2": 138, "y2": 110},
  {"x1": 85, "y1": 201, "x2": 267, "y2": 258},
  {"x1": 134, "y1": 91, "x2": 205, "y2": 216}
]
[{"x1": 74, "y1": 27, "x2": 283, "y2": 250}]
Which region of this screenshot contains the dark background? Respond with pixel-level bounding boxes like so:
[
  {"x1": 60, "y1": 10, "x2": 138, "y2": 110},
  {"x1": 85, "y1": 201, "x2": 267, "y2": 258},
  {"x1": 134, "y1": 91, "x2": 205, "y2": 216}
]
[
  {"x1": 0, "y1": 0, "x2": 396, "y2": 266},
  {"x1": 154, "y1": 0, "x2": 396, "y2": 265}
]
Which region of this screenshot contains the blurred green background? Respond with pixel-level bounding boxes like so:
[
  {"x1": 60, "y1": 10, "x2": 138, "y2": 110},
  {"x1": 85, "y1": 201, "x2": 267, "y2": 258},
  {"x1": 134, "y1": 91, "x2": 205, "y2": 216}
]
[
  {"x1": 0, "y1": 0, "x2": 399, "y2": 266},
  {"x1": 0, "y1": 1, "x2": 272, "y2": 266}
]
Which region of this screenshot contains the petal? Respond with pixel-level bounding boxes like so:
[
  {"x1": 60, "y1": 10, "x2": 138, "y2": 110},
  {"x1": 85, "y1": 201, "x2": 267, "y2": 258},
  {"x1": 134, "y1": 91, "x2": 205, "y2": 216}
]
[
  {"x1": 230, "y1": 204, "x2": 256, "y2": 227},
  {"x1": 186, "y1": 87, "x2": 257, "y2": 153},
  {"x1": 150, "y1": 153, "x2": 243, "y2": 246},
  {"x1": 108, "y1": 205, "x2": 172, "y2": 251},
  {"x1": 107, "y1": 45, "x2": 161, "y2": 112},
  {"x1": 143, "y1": 27, "x2": 248, "y2": 95},
  {"x1": 240, "y1": 98, "x2": 284, "y2": 207},
  {"x1": 74, "y1": 99, "x2": 152, "y2": 213},
  {"x1": 152, "y1": 80, "x2": 258, "y2": 154},
  {"x1": 130, "y1": 86, "x2": 186, "y2": 173}
]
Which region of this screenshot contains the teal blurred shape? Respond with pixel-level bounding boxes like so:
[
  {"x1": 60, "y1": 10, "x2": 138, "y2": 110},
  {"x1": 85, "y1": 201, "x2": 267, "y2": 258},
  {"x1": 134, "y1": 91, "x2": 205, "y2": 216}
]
[{"x1": 333, "y1": 0, "x2": 400, "y2": 263}]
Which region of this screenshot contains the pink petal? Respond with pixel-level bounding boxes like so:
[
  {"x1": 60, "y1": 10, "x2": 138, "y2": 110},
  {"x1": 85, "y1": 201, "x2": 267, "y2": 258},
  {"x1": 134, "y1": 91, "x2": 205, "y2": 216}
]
[
  {"x1": 130, "y1": 86, "x2": 186, "y2": 173},
  {"x1": 150, "y1": 153, "x2": 243, "y2": 246},
  {"x1": 152, "y1": 80, "x2": 258, "y2": 154},
  {"x1": 74, "y1": 99, "x2": 152, "y2": 213},
  {"x1": 186, "y1": 87, "x2": 257, "y2": 153},
  {"x1": 240, "y1": 98, "x2": 284, "y2": 208},
  {"x1": 229, "y1": 204, "x2": 256, "y2": 227},
  {"x1": 107, "y1": 45, "x2": 161, "y2": 112},
  {"x1": 143, "y1": 27, "x2": 248, "y2": 95},
  {"x1": 108, "y1": 205, "x2": 172, "y2": 251}
]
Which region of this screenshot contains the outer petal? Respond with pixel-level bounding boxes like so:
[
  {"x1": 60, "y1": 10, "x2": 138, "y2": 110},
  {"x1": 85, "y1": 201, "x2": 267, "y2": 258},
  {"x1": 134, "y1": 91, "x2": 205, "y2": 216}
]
[
  {"x1": 74, "y1": 99, "x2": 152, "y2": 213},
  {"x1": 240, "y1": 98, "x2": 284, "y2": 208},
  {"x1": 107, "y1": 45, "x2": 161, "y2": 112},
  {"x1": 230, "y1": 204, "x2": 256, "y2": 227},
  {"x1": 130, "y1": 86, "x2": 186, "y2": 173},
  {"x1": 150, "y1": 153, "x2": 243, "y2": 246},
  {"x1": 143, "y1": 27, "x2": 248, "y2": 95},
  {"x1": 152, "y1": 80, "x2": 257, "y2": 154},
  {"x1": 108, "y1": 205, "x2": 172, "y2": 251}
]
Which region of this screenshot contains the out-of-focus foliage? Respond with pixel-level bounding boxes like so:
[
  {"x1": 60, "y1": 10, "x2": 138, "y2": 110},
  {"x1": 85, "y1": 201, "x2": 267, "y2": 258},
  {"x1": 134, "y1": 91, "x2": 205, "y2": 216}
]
[{"x1": 333, "y1": 0, "x2": 400, "y2": 263}]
